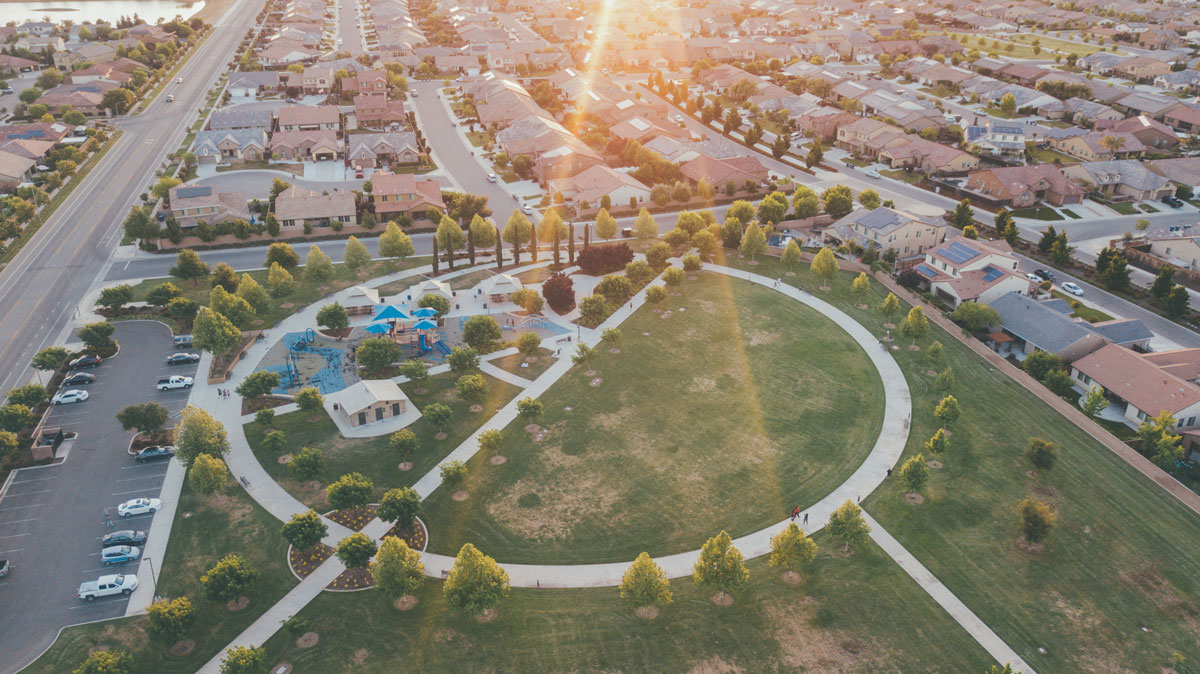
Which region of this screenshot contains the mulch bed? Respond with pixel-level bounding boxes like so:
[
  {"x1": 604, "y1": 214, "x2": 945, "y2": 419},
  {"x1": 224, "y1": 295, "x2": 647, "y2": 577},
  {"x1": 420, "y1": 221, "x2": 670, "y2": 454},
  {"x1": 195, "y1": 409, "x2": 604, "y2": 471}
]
[
  {"x1": 326, "y1": 505, "x2": 378, "y2": 531},
  {"x1": 130, "y1": 429, "x2": 174, "y2": 453},
  {"x1": 318, "y1": 327, "x2": 353, "y2": 339},
  {"x1": 381, "y1": 517, "x2": 428, "y2": 551},
  {"x1": 328, "y1": 566, "x2": 374, "y2": 591},
  {"x1": 241, "y1": 396, "x2": 293, "y2": 415},
  {"x1": 289, "y1": 543, "x2": 334, "y2": 579}
]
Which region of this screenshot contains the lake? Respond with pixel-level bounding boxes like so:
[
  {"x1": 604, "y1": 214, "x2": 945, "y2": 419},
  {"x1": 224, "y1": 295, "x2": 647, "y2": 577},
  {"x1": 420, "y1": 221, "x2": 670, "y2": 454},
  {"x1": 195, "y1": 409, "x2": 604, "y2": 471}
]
[{"x1": 1, "y1": 0, "x2": 206, "y2": 25}]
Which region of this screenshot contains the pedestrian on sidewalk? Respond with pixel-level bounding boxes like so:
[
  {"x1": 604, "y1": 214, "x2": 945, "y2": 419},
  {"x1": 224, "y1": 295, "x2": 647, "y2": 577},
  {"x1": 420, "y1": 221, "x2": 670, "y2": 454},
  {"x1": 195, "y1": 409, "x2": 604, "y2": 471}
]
[
  {"x1": 103, "y1": 508, "x2": 113, "y2": 528},
  {"x1": 802, "y1": 512, "x2": 808, "y2": 525},
  {"x1": 887, "y1": 468, "x2": 892, "y2": 478},
  {"x1": 791, "y1": 505, "x2": 800, "y2": 521}
]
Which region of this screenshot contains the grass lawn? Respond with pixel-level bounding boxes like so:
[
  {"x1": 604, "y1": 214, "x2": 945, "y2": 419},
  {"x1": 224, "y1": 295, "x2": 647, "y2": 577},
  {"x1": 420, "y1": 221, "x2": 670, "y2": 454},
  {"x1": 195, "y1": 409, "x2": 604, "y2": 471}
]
[
  {"x1": 465, "y1": 131, "x2": 490, "y2": 147},
  {"x1": 722, "y1": 254, "x2": 1200, "y2": 673},
  {"x1": 880, "y1": 169, "x2": 921, "y2": 185},
  {"x1": 448, "y1": 268, "x2": 496, "y2": 290},
  {"x1": 1027, "y1": 146, "x2": 1079, "y2": 165},
  {"x1": 984, "y1": 107, "x2": 1019, "y2": 119},
  {"x1": 1107, "y1": 201, "x2": 1139, "y2": 215},
  {"x1": 488, "y1": 349, "x2": 557, "y2": 380},
  {"x1": 215, "y1": 161, "x2": 303, "y2": 176},
  {"x1": 841, "y1": 156, "x2": 871, "y2": 167},
  {"x1": 1011, "y1": 207, "x2": 1065, "y2": 221},
  {"x1": 1060, "y1": 208, "x2": 1081, "y2": 219},
  {"x1": 1140, "y1": 204, "x2": 1160, "y2": 213},
  {"x1": 259, "y1": 535, "x2": 992, "y2": 673},
  {"x1": 245, "y1": 369, "x2": 521, "y2": 508},
  {"x1": 514, "y1": 267, "x2": 553, "y2": 284},
  {"x1": 128, "y1": 256, "x2": 430, "y2": 331},
  {"x1": 1050, "y1": 291, "x2": 1115, "y2": 323},
  {"x1": 24, "y1": 478, "x2": 295, "y2": 674},
  {"x1": 420, "y1": 273, "x2": 885, "y2": 563}
]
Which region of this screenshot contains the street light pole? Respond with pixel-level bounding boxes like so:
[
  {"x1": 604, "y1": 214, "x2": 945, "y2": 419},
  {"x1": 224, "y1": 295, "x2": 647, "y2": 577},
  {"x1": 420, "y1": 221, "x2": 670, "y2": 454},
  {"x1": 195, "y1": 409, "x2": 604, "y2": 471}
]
[{"x1": 144, "y1": 555, "x2": 158, "y2": 600}]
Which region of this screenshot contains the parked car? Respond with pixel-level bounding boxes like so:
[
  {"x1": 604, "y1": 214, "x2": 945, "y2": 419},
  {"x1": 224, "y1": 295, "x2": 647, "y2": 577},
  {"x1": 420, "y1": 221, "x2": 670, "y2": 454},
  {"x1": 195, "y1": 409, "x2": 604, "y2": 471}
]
[
  {"x1": 0, "y1": 558, "x2": 8, "y2": 578},
  {"x1": 166, "y1": 353, "x2": 200, "y2": 365},
  {"x1": 117, "y1": 498, "x2": 161, "y2": 517},
  {"x1": 1061, "y1": 281, "x2": 1084, "y2": 296},
  {"x1": 101, "y1": 545, "x2": 141, "y2": 566},
  {"x1": 63, "y1": 372, "x2": 95, "y2": 387},
  {"x1": 1033, "y1": 269, "x2": 1055, "y2": 282},
  {"x1": 673, "y1": 114, "x2": 684, "y2": 124},
  {"x1": 165, "y1": 94, "x2": 174, "y2": 102},
  {"x1": 521, "y1": 203, "x2": 533, "y2": 214},
  {"x1": 77, "y1": 574, "x2": 137, "y2": 601},
  {"x1": 51, "y1": 390, "x2": 88, "y2": 405},
  {"x1": 173, "y1": 334, "x2": 193, "y2": 348},
  {"x1": 69, "y1": 355, "x2": 102, "y2": 369},
  {"x1": 865, "y1": 170, "x2": 881, "y2": 178},
  {"x1": 1024, "y1": 272, "x2": 1041, "y2": 282},
  {"x1": 1163, "y1": 195, "x2": 1184, "y2": 208},
  {"x1": 135, "y1": 446, "x2": 176, "y2": 463},
  {"x1": 409, "y1": 88, "x2": 418, "y2": 97},
  {"x1": 157, "y1": 376, "x2": 193, "y2": 391},
  {"x1": 354, "y1": 166, "x2": 364, "y2": 179},
  {"x1": 487, "y1": 173, "x2": 498, "y2": 183},
  {"x1": 101, "y1": 530, "x2": 147, "y2": 547}
]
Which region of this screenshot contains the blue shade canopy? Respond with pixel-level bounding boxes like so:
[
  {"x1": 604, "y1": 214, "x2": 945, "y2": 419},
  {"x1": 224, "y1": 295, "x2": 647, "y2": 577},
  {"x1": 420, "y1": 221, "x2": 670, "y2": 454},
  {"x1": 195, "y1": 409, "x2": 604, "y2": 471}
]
[
  {"x1": 412, "y1": 319, "x2": 438, "y2": 330},
  {"x1": 373, "y1": 305, "x2": 408, "y2": 320},
  {"x1": 365, "y1": 322, "x2": 391, "y2": 334},
  {"x1": 411, "y1": 307, "x2": 438, "y2": 318}
]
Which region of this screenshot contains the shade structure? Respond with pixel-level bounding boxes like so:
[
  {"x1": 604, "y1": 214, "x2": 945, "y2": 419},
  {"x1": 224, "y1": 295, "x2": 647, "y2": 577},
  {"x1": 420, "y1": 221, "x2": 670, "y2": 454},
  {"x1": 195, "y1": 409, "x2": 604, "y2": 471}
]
[
  {"x1": 411, "y1": 307, "x2": 438, "y2": 318},
  {"x1": 373, "y1": 305, "x2": 408, "y2": 321},
  {"x1": 412, "y1": 319, "x2": 438, "y2": 331},
  {"x1": 365, "y1": 322, "x2": 391, "y2": 334}
]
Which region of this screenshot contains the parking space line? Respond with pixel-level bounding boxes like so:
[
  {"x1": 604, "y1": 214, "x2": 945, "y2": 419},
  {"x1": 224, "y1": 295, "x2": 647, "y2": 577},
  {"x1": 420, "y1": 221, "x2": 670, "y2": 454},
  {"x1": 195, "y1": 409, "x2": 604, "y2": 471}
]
[
  {"x1": 120, "y1": 464, "x2": 163, "y2": 471},
  {"x1": 0, "y1": 504, "x2": 43, "y2": 512},
  {"x1": 110, "y1": 489, "x2": 158, "y2": 496},
  {"x1": 2, "y1": 489, "x2": 53, "y2": 497},
  {"x1": 115, "y1": 474, "x2": 165, "y2": 483},
  {"x1": 11, "y1": 475, "x2": 59, "y2": 484},
  {"x1": 0, "y1": 548, "x2": 23, "y2": 554},
  {"x1": 0, "y1": 532, "x2": 32, "y2": 539}
]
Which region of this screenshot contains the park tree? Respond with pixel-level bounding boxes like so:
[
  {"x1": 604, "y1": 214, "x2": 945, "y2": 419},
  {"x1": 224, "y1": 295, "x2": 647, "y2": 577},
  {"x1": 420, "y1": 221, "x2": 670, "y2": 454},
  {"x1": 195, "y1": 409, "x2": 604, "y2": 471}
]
[
  {"x1": 900, "y1": 453, "x2": 930, "y2": 495},
  {"x1": 201, "y1": 554, "x2": 258, "y2": 602},
  {"x1": 692, "y1": 229, "x2": 719, "y2": 259},
  {"x1": 417, "y1": 293, "x2": 451, "y2": 317},
  {"x1": 378, "y1": 487, "x2": 421, "y2": 528},
  {"x1": 827, "y1": 499, "x2": 870, "y2": 553},
  {"x1": 326, "y1": 472, "x2": 374, "y2": 511},
  {"x1": 950, "y1": 302, "x2": 1000, "y2": 333},
  {"x1": 517, "y1": 396, "x2": 545, "y2": 422},
  {"x1": 261, "y1": 430, "x2": 286, "y2": 454},
  {"x1": 6, "y1": 383, "x2": 45, "y2": 408},
  {"x1": 851, "y1": 272, "x2": 870, "y2": 305},
  {"x1": 372, "y1": 537, "x2": 425, "y2": 604},
  {"x1": 281, "y1": 509, "x2": 328, "y2": 551},
  {"x1": 858, "y1": 189, "x2": 881, "y2": 210},
  {"x1": 620, "y1": 552, "x2": 673, "y2": 613},
  {"x1": 390, "y1": 428, "x2": 419, "y2": 464},
  {"x1": 356, "y1": 337, "x2": 402, "y2": 374},
  {"x1": 265, "y1": 242, "x2": 299, "y2": 270},
  {"x1": 210, "y1": 263, "x2": 239, "y2": 293},
  {"x1": 503, "y1": 210, "x2": 532, "y2": 265},
  {"x1": 781, "y1": 239, "x2": 802, "y2": 271},
  {"x1": 727, "y1": 200, "x2": 756, "y2": 226},
  {"x1": 236, "y1": 370, "x2": 280, "y2": 400},
  {"x1": 447, "y1": 346, "x2": 480, "y2": 372},
  {"x1": 769, "y1": 522, "x2": 817, "y2": 583},
  {"x1": 398, "y1": 360, "x2": 428, "y2": 386},
  {"x1": 189, "y1": 453, "x2": 228, "y2": 496},
  {"x1": 645, "y1": 285, "x2": 668, "y2": 303},
  {"x1": 822, "y1": 185, "x2": 853, "y2": 218},
  {"x1": 510, "y1": 288, "x2": 544, "y2": 313},
  {"x1": 336, "y1": 533, "x2": 378, "y2": 568},
  {"x1": 266, "y1": 263, "x2": 295, "y2": 298},
  {"x1": 756, "y1": 191, "x2": 789, "y2": 225},
  {"x1": 73, "y1": 649, "x2": 133, "y2": 674},
  {"x1": 925, "y1": 428, "x2": 950, "y2": 455},
  {"x1": 692, "y1": 530, "x2": 749, "y2": 603},
  {"x1": 169, "y1": 249, "x2": 208, "y2": 285},
  {"x1": 455, "y1": 373, "x2": 489, "y2": 403},
  {"x1": 811, "y1": 247, "x2": 839, "y2": 289},
  {"x1": 469, "y1": 214, "x2": 496, "y2": 250},
  {"x1": 236, "y1": 275, "x2": 271, "y2": 315},
  {"x1": 295, "y1": 386, "x2": 323, "y2": 414},
  {"x1": 425, "y1": 403, "x2": 453, "y2": 434},
  {"x1": 793, "y1": 188, "x2": 820, "y2": 219},
  {"x1": 1025, "y1": 437, "x2": 1058, "y2": 471},
  {"x1": 193, "y1": 307, "x2": 241, "y2": 355},
  {"x1": 176, "y1": 405, "x2": 229, "y2": 464},
  {"x1": 344, "y1": 236, "x2": 372, "y2": 272},
  {"x1": 739, "y1": 221, "x2": 767, "y2": 262},
  {"x1": 934, "y1": 394, "x2": 961, "y2": 426},
  {"x1": 595, "y1": 208, "x2": 618, "y2": 239},
  {"x1": 444, "y1": 543, "x2": 510, "y2": 617},
  {"x1": 220, "y1": 646, "x2": 266, "y2": 674},
  {"x1": 1018, "y1": 498, "x2": 1056, "y2": 544},
  {"x1": 900, "y1": 306, "x2": 930, "y2": 343},
  {"x1": 440, "y1": 459, "x2": 468, "y2": 493},
  {"x1": 634, "y1": 208, "x2": 658, "y2": 238},
  {"x1": 379, "y1": 222, "x2": 415, "y2": 259},
  {"x1": 116, "y1": 402, "x2": 169, "y2": 434},
  {"x1": 461, "y1": 315, "x2": 502, "y2": 351},
  {"x1": 146, "y1": 596, "x2": 195, "y2": 644},
  {"x1": 578, "y1": 295, "x2": 610, "y2": 327},
  {"x1": 1022, "y1": 350, "x2": 1061, "y2": 381},
  {"x1": 316, "y1": 303, "x2": 349, "y2": 330},
  {"x1": 97, "y1": 284, "x2": 134, "y2": 310},
  {"x1": 879, "y1": 293, "x2": 902, "y2": 323},
  {"x1": 926, "y1": 341, "x2": 943, "y2": 367},
  {"x1": 304, "y1": 245, "x2": 334, "y2": 282},
  {"x1": 208, "y1": 286, "x2": 256, "y2": 329},
  {"x1": 516, "y1": 331, "x2": 542, "y2": 357},
  {"x1": 1080, "y1": 385, "x2": 1109, "y2": 419},
  {"x1": 436, "y1": 215, "x2": 466, "y2": 270},
  {"x1": 289, "y1": 447, "x2": 324, "y2": 481},
  {"x1": 146, "y1": 282, "x2": 184, "y2": 308},
  {"x1": 78, "y1": 321, "x2": 115, "y2": 350},
  {"x1": 721, "y1": 218, "x2": 744, "y2": 249},
  {"x1": 32, "y1": 346, "x2": 71, "y2": 373}
]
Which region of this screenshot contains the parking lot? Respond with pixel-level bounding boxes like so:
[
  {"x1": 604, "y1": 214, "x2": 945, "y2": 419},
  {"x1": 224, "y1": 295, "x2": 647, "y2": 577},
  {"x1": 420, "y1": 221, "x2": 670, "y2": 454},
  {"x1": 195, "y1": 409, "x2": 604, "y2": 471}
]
[{"x1": 0, "y1": 321, "x2": 198, "y2": 674}]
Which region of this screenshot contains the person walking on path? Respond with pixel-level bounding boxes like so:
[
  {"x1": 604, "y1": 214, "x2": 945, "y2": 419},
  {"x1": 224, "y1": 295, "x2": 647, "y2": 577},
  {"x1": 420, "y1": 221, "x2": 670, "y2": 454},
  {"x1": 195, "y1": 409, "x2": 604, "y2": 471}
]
[
  {"x1": 103, "y1": 509, "x2": 113, "y2": 528},
  {"x1": 802, "y1": 512, "x2": 808, "y2": 525},
  {"x1": 791, "y1": 506, "x2": 800, "y2": 521}
]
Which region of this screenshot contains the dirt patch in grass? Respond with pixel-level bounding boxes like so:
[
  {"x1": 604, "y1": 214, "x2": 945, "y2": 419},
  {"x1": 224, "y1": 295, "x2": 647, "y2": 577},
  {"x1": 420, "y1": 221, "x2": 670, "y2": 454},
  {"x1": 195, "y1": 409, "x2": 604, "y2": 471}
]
[
  {"x1": 475, "y1": 608, "x2": 498, "y2": 623},
  {"x1": 169, "y1": 640, "x2": 195, "y2": 657},
  {"x1": 687, "y1": 655, "x2": 743, "y2": 674},
  {"x1": 352, "y1": 648, "x2": 370, "y2": 666},
  {"x1": 767, "y1": 601, "x2": 886, "y2": 672},
  {"x1": 488, "y1": 446, "x2": 621, "y2": 541},
  {"x1": 1121, "y1": 567, "x2": 1200, "y2": 637},
  {"x1": 226, "y1": 596, "x2": 250, "y2": 612},
  {"x1": 689, "y1": 375, "x2": 717, "y2": 393},
  {"x1": 634, "y1": 605, "x2": 659, "y2": 619},
  {"x1": 297, "y1": 632, "x2": 319, "y2": 648},
  {"x1": 98, "y1": 623, "x2": 147, "y2": 652},
  {"x1": 747, "y1": 329, "x2": 779, "y2": 347},
  {"x1": 206, "y1": 492, "x2": 253, "y2": 524},
  {"x1": 904, "y1": 493, "x2": 925, "y2": 505}
]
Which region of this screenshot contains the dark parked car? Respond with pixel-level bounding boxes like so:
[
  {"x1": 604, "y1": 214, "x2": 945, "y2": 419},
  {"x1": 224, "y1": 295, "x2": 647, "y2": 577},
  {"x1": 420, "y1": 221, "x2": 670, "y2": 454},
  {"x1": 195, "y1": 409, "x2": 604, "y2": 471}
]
[
  {"x1": 63, "y1": 372, "x2": 95, "y2": 386},
  {"x1": 1033, "y1": 269, "x2": 1056, "y2": 282},
  {"x1": 1163, "y1": 195, "x2": 1184, "y2": 208},
  {"x1": 135, "y1": 446, "x2": 176, "y2": 463},
  {"x1": 69, "y1": 355, "x2": 102, "y2": 369},
  {"x1": 101, "y1": 530, "x2": 147, "y2": 547},
  {"x1": 166, "y1": 353, "x2": 200, "y2": 365}
]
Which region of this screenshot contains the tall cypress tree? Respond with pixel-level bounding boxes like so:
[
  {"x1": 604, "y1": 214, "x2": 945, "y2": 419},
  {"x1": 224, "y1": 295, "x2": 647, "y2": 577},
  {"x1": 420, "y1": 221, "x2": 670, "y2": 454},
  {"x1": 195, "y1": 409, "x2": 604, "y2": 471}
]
[
  {"x1": 432, "y1": 236, "x2": 439, "y2": 275},
  {"x1": 467, "y1": 226, "x2": 475, "y2": 266},
  {"x1": 530, "y1": 219, "x2": 539, "y2": 263},
  {"x1": 583, "y1": 222, "x2": 590, "y2": 249},
  {"x1": 568, "y1": 223, "x2": 576, "y2": 264},
  {"x1": 553, "y1": 223, "x2": 561, "y2": 266},
  {"x1": 495, "y1": 225, "x2": 503, "y2": 270}
]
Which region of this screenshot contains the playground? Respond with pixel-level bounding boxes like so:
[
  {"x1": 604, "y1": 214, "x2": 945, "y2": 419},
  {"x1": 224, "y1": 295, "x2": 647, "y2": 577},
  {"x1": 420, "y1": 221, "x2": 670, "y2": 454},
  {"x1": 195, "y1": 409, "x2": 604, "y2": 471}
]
[{"x1": 260, "y1": 328, "x2": 356, "y2": 395}]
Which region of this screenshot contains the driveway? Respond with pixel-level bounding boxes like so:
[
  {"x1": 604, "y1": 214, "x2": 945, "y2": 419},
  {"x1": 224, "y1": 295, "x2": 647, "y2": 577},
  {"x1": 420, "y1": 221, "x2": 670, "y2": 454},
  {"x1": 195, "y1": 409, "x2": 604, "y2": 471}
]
[{"x1": 0, "y1": 321, "x2": 197, "y2": 674}]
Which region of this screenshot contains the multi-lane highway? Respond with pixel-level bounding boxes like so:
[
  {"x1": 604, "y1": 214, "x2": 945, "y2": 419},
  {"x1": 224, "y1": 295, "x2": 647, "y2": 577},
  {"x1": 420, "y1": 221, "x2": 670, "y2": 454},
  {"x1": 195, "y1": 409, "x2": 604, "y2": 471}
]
[{"x1": 0, "y1": 0, "x2": 266, "y2": 395}]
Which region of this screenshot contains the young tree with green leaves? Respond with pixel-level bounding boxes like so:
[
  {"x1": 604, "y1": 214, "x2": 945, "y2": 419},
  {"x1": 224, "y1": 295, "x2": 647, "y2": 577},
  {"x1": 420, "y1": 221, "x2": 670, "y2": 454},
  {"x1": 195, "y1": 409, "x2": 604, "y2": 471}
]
[
  {"x1": 934, "y1": 394, "x2": 961, "y2": 426},
  {"x1": 443, "y1": 543, "x2": 510, "y2": 616},
  {"x1": 1080, "y1": 384, "x2": 1108, "y2": 419},
  {"x1": 378, "y1": 487, "x2": 421, "y2": 529},
  {"x1": 769, "y1": 522, "x2": 817, "y2": 583},
  {"x1": 879, "y1": 292, "x2": 902, "y2": 323},
  {"x1": 266, "y1": 262, "x2": 295, "y2": 298},
  {"x1": 201, "y1": 554, "x2": 258, "y2": 602},
  {"x1": 78, "y1": 321, "x2": 115, "y2": 350},
  {"x1": 1018, "y1": 498, "x2": 1056, "y2": 544},
  {"x1": 316, "y1": 303, "x2": 349, "y2": 331},
  {"x1": 294, "y1": 386, "x2": 323, "y2": 414},
  {"x1": 220, "y1": 646, "x2": 266, "y2": 674},
  {"x1": 176, "y1": 405, "x2": 229, "y2": 465},
  {"x1": 619, "y1": 552, "x2": 672, "y2": 613},
  {"x1": 344, "y1": 236, "x2": 372, "y2": 272},
  {"x1": 1025, "y1": 437, "x2": 1058, "y2": 471},
  {"x1": 304, "y1": 245, "x2": 335, "y2": 282},
  {"x1": 336, "y1": 533, "x2": 378, "y2": 568},
  {"x1": 827, "y1": 499, "x2": 870, "y2": 553},
  {"x1": 356, "y1": 337, "x2": 402, "y2": 374},
  {"x1": 517, "y1": 397, "x2": 544, "y2": 422},
  {"x1": 380, "y1": 222, "x2": 416, "y2": 259},
  {"x1": 425, "y1": 403, "x2": 453, "y2": 434},
  {"x1": 692, "y1": 530, "x2": 749, "y2": 603},
  {"x1": 739, "y1": 221, "x2": 767, "y2": 262},
  {"x1": 193, "y1": 307, "x2": 240, "y2": 355},
  {"x1": 398, "y1": 360, "x2": 428, "y2": 386},
  {"x1": 146, "y1": 596, "x2": 195, "y2": 644},
  {"x1": 187, "y1": 452, "x2": 227, "y2": 495},
  {"x1": 289, "y1": 447, "x2": 324, "y2": 481},
  {"x1": 31, "y1": 346, "x2": 71, "y2": 373},
  {"x1": 281, "y1": 509, "x2": 328, "y2": 552},
  {"x1": 781, "y1": 239, "x2": 802, "y2": 271},
  {"x1": 461, "y1": 315, "x2": 502, "y2": 350},
  {"x1": 925, "y1": 428, "x2": 950, "y2": 455},
  {"x1": 372, "y1": 536, "x2": 425, "y2": 604},
  {"x1": 236, "y1": 275, "x2": 271, "y2": 315},
  {"x1": 811, "y1": 247, "x2": 839, "y2": 289},
  {"x1": 900, "y1": 453, "x2": 930, "y2": 495},
  {"x1": 74, "y1": 649, "x2": 133, "y2": 674},
  {"x1": 595, "y1": 208, "x2": 618, "y2": 239},
  {"x1": 170, "y1": 248, "x2": 209, "y2": 285},
  {"x1": 326, "y1": 472, "x2": 373, "y2": 511}
]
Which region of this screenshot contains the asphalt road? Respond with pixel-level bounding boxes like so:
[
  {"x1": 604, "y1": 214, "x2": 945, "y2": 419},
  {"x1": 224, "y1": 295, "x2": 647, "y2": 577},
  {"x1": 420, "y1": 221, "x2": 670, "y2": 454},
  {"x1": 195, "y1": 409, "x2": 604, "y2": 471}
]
[
  {"x1": 0, "y1": 322, "x2": 197, "y2": 674},
  {"x1": 0, "y1": 0, "x2": 266, "y2": 397}
]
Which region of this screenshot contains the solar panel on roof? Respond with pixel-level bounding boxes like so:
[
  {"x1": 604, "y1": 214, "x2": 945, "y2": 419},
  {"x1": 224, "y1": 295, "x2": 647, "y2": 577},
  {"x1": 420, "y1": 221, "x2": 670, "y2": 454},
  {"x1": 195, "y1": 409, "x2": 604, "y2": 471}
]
[
  {"x1": 916, "y1": 264, "x2": 938, "y2": 279},
  {"x1": 175, "y1": 186, "x2": 212, "y2": 199},
  {"x1": 938, "y1": 241, "x2": 981, "y2": 264},
  {"x1": 982, "y1": 265, "x2": 1003, "y2": 282}
]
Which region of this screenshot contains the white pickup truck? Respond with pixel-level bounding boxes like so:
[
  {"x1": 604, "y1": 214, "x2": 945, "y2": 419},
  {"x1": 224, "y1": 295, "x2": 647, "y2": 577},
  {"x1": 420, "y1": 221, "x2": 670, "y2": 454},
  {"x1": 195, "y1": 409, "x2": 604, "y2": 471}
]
[
  {"x1": 156, "y1": 376, "x2": 193, "y2": 391},
  {"x1": 77, "y1": 573, "x2": 138, "y2": 601}
]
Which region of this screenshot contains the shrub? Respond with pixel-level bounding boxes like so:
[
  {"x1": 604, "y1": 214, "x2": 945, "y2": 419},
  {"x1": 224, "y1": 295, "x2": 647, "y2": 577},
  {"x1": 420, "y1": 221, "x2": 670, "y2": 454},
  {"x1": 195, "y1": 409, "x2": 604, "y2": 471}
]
[
  {"x1": 576, "y1": 243, "x2": 634, "y2": 275},
  {"x1": 542, "y1": 272, "x2": 575, "y2": 313}
]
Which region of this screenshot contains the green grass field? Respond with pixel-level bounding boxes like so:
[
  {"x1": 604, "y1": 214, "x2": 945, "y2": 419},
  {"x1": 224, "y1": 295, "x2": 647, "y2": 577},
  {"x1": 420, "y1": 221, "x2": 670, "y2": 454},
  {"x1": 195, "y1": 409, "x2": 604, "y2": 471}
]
[
  {"x1": 420, "y1": 273, "x2": 885, "y2": 563},
  {"x1": 488, "y1": 349, "x2": 557, "y2": 380},
  {"x1": 24, "y1": 477, "x2": 295, "y2": 674},
  {"x1": 723, "y1": 256, "x2": 1200, "y2": 673},
  {"x1": 258, "y1": 534, "x2": 993, "y2": 673},
  {"x1": 245, "y1": 369, "x2": 521, "y2": 508}
]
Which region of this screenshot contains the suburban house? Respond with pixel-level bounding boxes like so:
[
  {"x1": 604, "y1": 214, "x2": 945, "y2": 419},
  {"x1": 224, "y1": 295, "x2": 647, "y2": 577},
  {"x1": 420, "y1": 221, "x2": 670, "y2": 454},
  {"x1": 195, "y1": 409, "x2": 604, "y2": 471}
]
[
  {"x1": 546, "y1": 164, "x2": 652, "y2": 208},
  {"x1": 679, "y1": 154, "x2": 768, "y2": 188},
  {"x1": 192, "y1": 129, "x2": 268, "y2": 165},
  {"x1": 1048, "y1": 131, "x2": 1146, "y2": 162},
  {"x1": 836, "y1": 118, "x2": 903, "y2": 159},
  {"x1": 0, "y1": 151, "x2": 36, "y2": 190},
  {"x1": 208, "y1": 106, "x2": 273, "y2": 132},
  {"x1": 167, "y1": 184, "x2": 251, "y2": 228},
  {"x1": 326, "y1": 379, "x2": 409, "y2": 427},
  {"x1": 965, "y1": 121, "x2": 1026, "y2": 162},
  {"x1": 353, "y1": 93, "x2": 406, "y2": 129},
  {"x1": 1164, "y1": 105, "x2": 1200, "y2": 134},
  {"x1": 987, "y1": 291, "x2": 1152, "y2": 361},
  {"x1": 341, "y1": 70, "x2": 388, "y2": 95},
  {"x1": 1070, "y1": 345, "x2": 1200, "y2": 430},
  {"x1": 963, "y1": 164, "x2": 1085, "y2": 208},
  {"x1": 301, "y1": 66, "x2": 334, "y2": 94},
  {"x1": 1147, "y1": 158, "x2": 1200, "y2": 194},
  {"x1": 1094, "y1": 115, "x2": 1179, "y2": 150},
  {"x1": 825, "y1": 206, "x2": 948, "y2": 262},
  {"x1": 270, "y1": 130, "x2": 341, "y2": 161},
  {"x1": 347, "y1": 132, "x2": 420, "y2": 168},
  {"x1": 1061, "y1": 160, "x2": 1174, "y2": 202},
  {"x1": 1143, "y1": 228, "x2": 1200, "y2": 270},
  {"x1": 912, "y1": 237, "x2": 1032, "y2": 307},
  {"x1": 276, "y1": 105, "x2": 341, "y2": 132},
  {"x1": 876, "y1": 137, "x2": 980, "y2": 175},
  {"x1": 1112, "y1": 56, "x2": 1172, "y2": 83},
  {"x1": 274, "y1": 186, "x2": 358, "y2": 230},
  {"x1": 372, "y1": 170, "x2": 445, "y2": 219}
]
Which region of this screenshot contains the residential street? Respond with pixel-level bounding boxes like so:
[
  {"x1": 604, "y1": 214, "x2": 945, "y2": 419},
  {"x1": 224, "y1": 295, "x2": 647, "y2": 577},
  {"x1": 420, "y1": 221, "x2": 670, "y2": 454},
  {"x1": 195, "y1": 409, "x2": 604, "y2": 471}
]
[{"x1": 0, "y1": 0, "x2": 266, "y2": 395}]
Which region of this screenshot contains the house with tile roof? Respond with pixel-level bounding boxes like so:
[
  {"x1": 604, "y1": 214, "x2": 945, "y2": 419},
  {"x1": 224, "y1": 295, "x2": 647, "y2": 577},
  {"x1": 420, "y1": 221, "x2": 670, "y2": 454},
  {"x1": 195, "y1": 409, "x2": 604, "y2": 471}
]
[
  {"x1": 825, "y1": 206, "x2": 947, "y2": 262},
  {"x1": 274, "y1": 186, "x2": 357, "y2": 230},
  {"x1": 1094, "y1": 115, "x2": 1178, "y2": 150},
  {"x1": 963, "y1": 164, "x2": 1085, "y2": 208},
  {"x1": 1049, "y1": 130, "x2": 1146, "y2": 161},
  {"x1": 1062, "y1": 160, "x2": 1174, "y2": 202},
  {"x1": 192, "y1": 129, "x2": 268, "y2": 165},
  {"x1": 167, "y1": 184, "x2": 251, "y2": 228},
  {"x1": 1071, "y1": 344, "x2": 1200, "y2": 429},
  {"x1": 347, "y1": 132, "x2": 420, "y2": 168},
  {"x1": 912, "y1": 237, "x2": 1032, "y2": 307},
  {"x1": 547, "y1": 164, "x2": 652, "y2": 209},
  {"x1": 372, "y1": 170, "x2": 444, "y2": 219}
]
